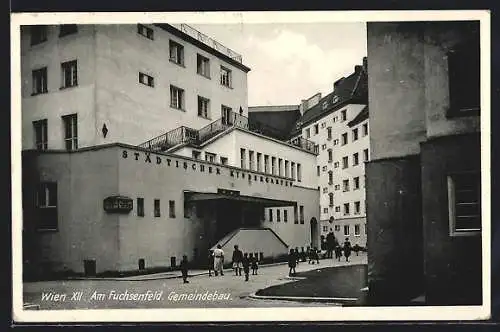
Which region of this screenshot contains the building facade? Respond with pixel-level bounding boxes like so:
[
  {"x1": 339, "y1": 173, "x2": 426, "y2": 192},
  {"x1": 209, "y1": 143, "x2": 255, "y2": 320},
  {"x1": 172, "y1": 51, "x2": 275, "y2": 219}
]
[
  {"x1": 288, "y1": 61, "x2": 369, "y2": 248},
  {"x1": 366, "y1": 21, "x2": 482, "y2": 305},
  {"x1": 21, "y1": 24, "x2": 320, "y2": 278}
]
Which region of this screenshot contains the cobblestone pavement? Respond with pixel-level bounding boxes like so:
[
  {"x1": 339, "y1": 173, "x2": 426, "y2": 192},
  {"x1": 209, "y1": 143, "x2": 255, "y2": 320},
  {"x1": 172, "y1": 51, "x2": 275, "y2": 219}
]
[{"x1": 22, "y1": 253, "x2": 367, "y2": 309}]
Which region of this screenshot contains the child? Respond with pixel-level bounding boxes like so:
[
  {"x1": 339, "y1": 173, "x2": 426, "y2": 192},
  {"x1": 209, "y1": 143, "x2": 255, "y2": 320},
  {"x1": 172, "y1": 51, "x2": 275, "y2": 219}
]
[
  {"x1": 251, "y1": 253, "x2": 259, "y2": 275},
  {"x1": 313, "y1": 247, "x2": 320, "y2": 264},
  {"x1": 242, "y1": 253, "x2": 250, "y2": 281},
  {"x1": 335, "y1": 245, "x2": 342, "y2": 261},
  {"x1": 180, "y1": 255, "x2": 189, "y2": 283},
  {"x1": 288, "y1": 249, "x2": 297, "y2": 276}
]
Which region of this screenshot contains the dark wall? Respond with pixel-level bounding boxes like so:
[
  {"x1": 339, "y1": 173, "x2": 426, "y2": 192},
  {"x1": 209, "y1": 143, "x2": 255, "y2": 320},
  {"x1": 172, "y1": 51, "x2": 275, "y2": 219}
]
[
  {"x1": 366, "y1": 156, "x2": 423, "y2": 305},
  {"x1": 421, "y1": 133, "x2": 482, "y2": 305}
]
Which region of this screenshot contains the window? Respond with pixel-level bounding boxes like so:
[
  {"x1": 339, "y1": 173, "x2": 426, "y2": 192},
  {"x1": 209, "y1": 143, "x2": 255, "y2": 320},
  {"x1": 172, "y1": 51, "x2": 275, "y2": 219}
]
[
  {"x1": 334, "y1": 225, "x2": 340, "y2": 232},
  {"x1": 317, "y1": 166, "x2": 320, "y2": 176},
  {"x1": 169, "y1": 200, "x2": 176, "y2": 218},
  {"x1": 249, "y1": 151, "x2": 255, "y2": 170},
  {"x1": 257, "y1": 153, "x2": 262, "y2": 172},
  {"x1": 197, "y1": 54, "x2": 210, "y2": 78},
  {"x1": 221, "y1": 105, "x2": 233, "y2": 125},
  {"x1": 344, "y1": 203, "x2": 350, "y2": 216},
  {"x1": 137, "y1": 198, "x2": 144, "y2": 217},
  {"x1": 333, "y1": 116, "x2": 338, "y2": 123},
  {"x1": 31, "y1": 67, "x2": 48, "y2": 96},
  {"x1": 277, "y1": 210, "x2": 281, "y2": 222},
  {"x1": 353, "y1": 177, "x2": 360, "y2": 190},
  {"x1": 353, "y1": 153, "x2": 360, "y2": 166},
  {"x1": 284, "y1": 210, "x2": 288, "y2": 222},
  {"x1": 323, "y1": 225, "x2": 329, "y2": 232},
  {"x1": 220, "y1": 66, "x2": 232, "y2": 87},
  {"x1": 334, "y1": 162, "x2": 339, "y2": 168},
  {"x1": 154, "y1": 199, "x2": 161, "y2": 217},
  {"x1": 62, "y1": 114, "x2": 78, "y2": 151},
  {"x1": 323, "y1": 187, "x2": 328, "y2": 193},
  {"x1": 335, "y1": 184, "x2": 340, "y2": 191},
  {"x1": 322, "y1": 144, "x2": 327, "y2": 150},
  {"x1": 353, "y1": 128, "x2": 359, "y2": 141},
  {"x1": 299, "y1": 205, "x2": 304, "y2": 224},
  {"x1": 59, "y1": 24, "x2": 77, "y2": 37},
  {"x1": 344, "y1": 225, "x2": 350, "y2": 236},
  {"x1": 343, "y1": 179, "x2": 350, "y2": 192},
  {"x1": 321, "y1": 122, "x2": 326, "y2": 128},
  {"x1": 297, "y1": 163, "x2": 302, "y2": 182},
  {"x1": 139, "y1": 72, "x2": 154, "y2": 87},
  {"x1": 314, "y1": 145, "x2": 320, "y2": 154},
  {"x1": 341, "y1": 110, "x2": 347, "y2": 122},
  {"x1": 30, "y1": 25, "x2": 47, "y2": 45},
  {"x1": 335, "y1": 206, "x2": 341, "y2": 212},
  {"x1": 137, "y1": 24, "x2": 154, "y2": 39},
  {"x1": 169, "y1": 40, "x2": 184, "y2": 66},
  {"x1": 285, "y1": 160, "x2": 289, "y2": 177},
  {"x1": 363, "y1": 123, "x2": 368, "y2": 136},
  {"x1": 329, "y1": 193, "x2": 334, "y2": 206},
  {"x1": 33, "y1": 119, "x2": 48, "y2": 150},
  {"x1": 322, "y1": 166, "x2": 327, "y2": 171},
  {"x1": 323, "y1": 207, "x2": 329, "y2": 213},
  {"x1": 61, "y1": 60, "x2": 78, "y2": 89},
  {"x1": 327, "y1": 127, "x2": 332, "y2": 140},
  {"x1": 328, "y1": 149, "x2": 333, "y2": 162},
  {"x1": 294, "y1": 205, "x2": 299, "y2": 224},
  {"x1": 354, "y1": 224, "x2": 361, "y2": 236},
  {"x1": 363, "y1": 149, "x2": 369, "y2": 162},
  {"x1": 192, "y1": 151, "x2": 201, "y2": 160},
  {"x1": 448, "y1": 172, "x2": 481, "y2": 236},
  {"x1": 35, "y1": 182, "x2": 58, "y2": 231},
  {"x1": 278, "y1": 159, "x2": 283, "y2": 176},
  {"x1": 341, "y1": 133, "x2": 348, "y2": 145},
  {"x1": 170, "y1": 85, "x2": 184, "y2": 110},
  {"x1": 196, "y1": 96, "x2": 210, "y2": 118},
  {"x1": 269, "y1": 209, "x2": 273, "y2": 222},
  {"x1": 314, "y1": 124, "x2": 319, "y2": 135},
  {"x1": 264, "y1": 155, "x2": 270, "y2": 173},
  {"x1": 342, "y1": 156, "x2": 349, "y2": 169},
  {"x1": 205, "y1": 152, "x2": 216, "y2": 163},
  {"x1": 328, "y1": 171, "x2": 333, "y2": 185},
  {"x1": 447, "y1": 28, "x2": 480, "y2": 117},
  {"x1": 271, "y1": 157, "x2": 276, "y2": 175},
  {"x1": 305, "y1": 128, "x2": 311, "y2": 139},
  {"x1": 322, "y1": 101, "x2": 328, "y2": 110},
  {"x1": 291, "y1": 162, "x2": 296, "y2": 180},
  {"x1": 240, "y1": 148, "x2": 246, "y2": 169},
  {"x1": 354, "y1": 201, "x2": 361, "y2": 215},
  {"x1": 220, "y1": 157, "x2": 228, "y2": 165},
  {"x1": 334, "y1": 139, "x2": 339, "y2": 146}
]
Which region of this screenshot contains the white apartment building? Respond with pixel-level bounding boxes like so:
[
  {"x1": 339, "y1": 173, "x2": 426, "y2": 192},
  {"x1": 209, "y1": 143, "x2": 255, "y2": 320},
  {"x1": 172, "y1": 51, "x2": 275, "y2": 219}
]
[{"x1": 289, "y1": 59, "x2": 369, "y2": 247}]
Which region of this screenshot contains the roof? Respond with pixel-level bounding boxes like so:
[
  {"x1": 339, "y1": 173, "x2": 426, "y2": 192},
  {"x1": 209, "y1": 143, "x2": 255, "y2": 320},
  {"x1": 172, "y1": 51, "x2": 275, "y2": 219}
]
[
  {"x1": 348, "y1": 106, "x2": 369, "y2": 127},
  {"x1": 290, "y1": 62, "x2": 368, "y2": 136},
  {"x1": 155, "y1": 24, "x2": 251, "y2": 73},
  {"x1": 248, "y1": 108, "x2": 301, "y2": 141}
]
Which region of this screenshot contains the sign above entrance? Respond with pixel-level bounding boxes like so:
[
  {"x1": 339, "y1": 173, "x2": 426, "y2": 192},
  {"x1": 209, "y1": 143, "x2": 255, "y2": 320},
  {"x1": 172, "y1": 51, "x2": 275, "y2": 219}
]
[
  {"x1": 103, "y1": 196, "x2": 133, "y2": 214},
  {"x1": 217, "y1": 188, "x2": 240, "y2": 197}
]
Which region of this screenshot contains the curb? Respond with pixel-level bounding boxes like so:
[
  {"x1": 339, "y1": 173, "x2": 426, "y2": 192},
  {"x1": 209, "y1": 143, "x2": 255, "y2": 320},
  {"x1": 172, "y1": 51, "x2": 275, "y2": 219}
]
[{"x1": 247, "y1": 292, "x2": 356, "y2": 305}]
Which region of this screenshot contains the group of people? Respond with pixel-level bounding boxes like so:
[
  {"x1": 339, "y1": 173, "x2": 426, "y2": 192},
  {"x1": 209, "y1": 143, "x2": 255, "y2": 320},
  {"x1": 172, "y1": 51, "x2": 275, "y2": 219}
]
[
  {"x1": 207, "y1": 245, "x2": 259, "y2": 281},
  {"x1": 324, "y1": 231, "x2": 353, "y2": 262}
]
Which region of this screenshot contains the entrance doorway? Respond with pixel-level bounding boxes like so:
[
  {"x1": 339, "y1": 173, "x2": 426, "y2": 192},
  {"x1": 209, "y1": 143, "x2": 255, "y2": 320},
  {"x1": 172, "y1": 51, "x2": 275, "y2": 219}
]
[{"x1": 310, "y1": 217, "x2": 319, "y2": 248}]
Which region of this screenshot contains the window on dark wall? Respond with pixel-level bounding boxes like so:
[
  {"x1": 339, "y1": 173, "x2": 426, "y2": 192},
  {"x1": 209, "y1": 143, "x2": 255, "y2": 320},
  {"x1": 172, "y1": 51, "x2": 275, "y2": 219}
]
[
  {"x1": 448, "y1": 172, "x2": 481, "y2": 236},
  {"x1": 33, "y1": 119, "x2": 48, "y2": 150},
  {"x1": 35, "y1": 182, "x2": 58, "y2": 231},
  {"x1": 62, "y1": 113, "x2": 78, "y2": 151},
  {"x1": 137, "y1": 198, "x2": 144, "y2": 217},
  {"x1": 30, "y1": 25, "x2": 48, "y2": 45},
  {"x1": 154, "y1": 199, "x2": 161, "y2": 217},
  {"x1": 61, "y1": 60, "x2": 78, "y2": 89},
  {"x1": 169, "y1": 200, "x2": 176, "y2": 218},
  {"x1": 447, "y1": 27, "x2": 480, "y2": 117}
]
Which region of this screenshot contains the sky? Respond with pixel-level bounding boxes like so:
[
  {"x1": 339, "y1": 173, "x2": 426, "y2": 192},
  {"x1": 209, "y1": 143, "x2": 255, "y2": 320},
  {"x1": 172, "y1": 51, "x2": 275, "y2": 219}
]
[{"x1": 191, "y1": 23, "x2": 367, "y2": 107}]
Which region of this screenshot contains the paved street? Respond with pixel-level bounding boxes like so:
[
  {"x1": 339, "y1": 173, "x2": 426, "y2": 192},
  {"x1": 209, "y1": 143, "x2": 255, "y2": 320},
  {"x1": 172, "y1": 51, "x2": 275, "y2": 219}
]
[{"x1": 23, "y1": 253, "x2": 367, "y2": 309}]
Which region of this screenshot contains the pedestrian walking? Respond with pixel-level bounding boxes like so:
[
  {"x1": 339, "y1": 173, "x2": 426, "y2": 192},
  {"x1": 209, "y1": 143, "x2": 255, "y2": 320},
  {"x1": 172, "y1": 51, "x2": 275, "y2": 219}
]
[
  {"x1": 343, "y1": 238, "x2": 352, "y2": 262},
  {"x1": 288, "y1": 249, "x2": 297, "y2": 276},
  {"x1": 207, "y1": 249, "x2": 214, "y2": 276},
  {"x1": 326, "y1": 230, "x2": 336, "y2": 259},
  {"x1": 180, "y1": 255, "x2": 189, "y2": 283},
  {"x1": 300, "y1": 247, "x2": 307, "y2": 262},
  {"x1": 313, "y1": 247, "x2": 320, "y2": 264},
  {"x1": 213, "y1": 244, "x2": 224, "y2": 276},
  {"x1": 242, "y1": 252, "x2": 250, "y2": 281},
  {"x1": 251, "y1": 253, "x2": 259, "y2": 275},
  {"x1": 335, "y1": 245, "x2": 342, "y2": 261},
  {"x1": 232, "y1": 245, "x2": 243, "y2": 276}
]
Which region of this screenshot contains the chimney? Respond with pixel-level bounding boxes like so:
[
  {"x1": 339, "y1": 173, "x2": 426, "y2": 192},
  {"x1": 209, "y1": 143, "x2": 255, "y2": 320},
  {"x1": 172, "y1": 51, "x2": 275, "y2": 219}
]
[
  {"x1": 334, "y1": 77, "x2": 345, "y2": 90},
  {"x1": 354, "y1": 65, "x2": 363, "y2": 73},
  {"x1": 299, "y1": 99, "x2": 307, "y2": 114},
  {"x1": 363, "y1": 56, "x2": 367, "y2": 72}
]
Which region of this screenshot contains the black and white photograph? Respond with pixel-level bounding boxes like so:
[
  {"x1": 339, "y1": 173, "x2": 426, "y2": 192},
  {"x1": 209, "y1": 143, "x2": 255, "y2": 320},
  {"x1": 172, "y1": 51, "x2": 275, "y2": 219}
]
[{"x1": 11, "y1": 11, "x2": 491, "y2": 322}]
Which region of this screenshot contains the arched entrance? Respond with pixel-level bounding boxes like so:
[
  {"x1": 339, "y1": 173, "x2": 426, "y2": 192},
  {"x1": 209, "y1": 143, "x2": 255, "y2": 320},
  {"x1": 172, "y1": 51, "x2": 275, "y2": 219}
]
[{"x1": 310, "y1": 217, "x2": 319, "y2": 248}]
